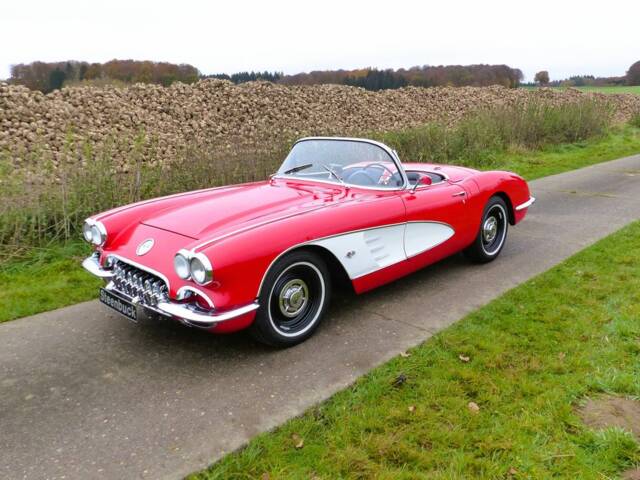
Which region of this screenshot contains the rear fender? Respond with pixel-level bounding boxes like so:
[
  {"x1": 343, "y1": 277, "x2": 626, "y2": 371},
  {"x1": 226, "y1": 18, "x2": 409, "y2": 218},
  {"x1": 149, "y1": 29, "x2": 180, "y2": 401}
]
[{"x1": 470, "y1": 171, "x2": 531, "y2": 225}]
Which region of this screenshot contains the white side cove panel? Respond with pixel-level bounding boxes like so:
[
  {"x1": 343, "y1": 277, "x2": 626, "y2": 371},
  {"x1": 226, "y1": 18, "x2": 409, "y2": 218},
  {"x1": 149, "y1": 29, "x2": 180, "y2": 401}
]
[
  {"x1": 311, "y1": 225, "x2": 406, "y2": 279},
  {"x1": 404, "y1": 222, "x2": 455, "y2": 258},
  {"x1": 310, "y1": 222, "x2": 455, "y2": 279}
]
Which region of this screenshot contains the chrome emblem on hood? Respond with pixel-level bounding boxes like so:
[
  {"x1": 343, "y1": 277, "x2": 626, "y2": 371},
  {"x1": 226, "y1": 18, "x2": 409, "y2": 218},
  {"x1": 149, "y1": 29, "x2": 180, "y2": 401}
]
[{"x1": 136, "y1": 239, "x2": 155, "y2": 256}]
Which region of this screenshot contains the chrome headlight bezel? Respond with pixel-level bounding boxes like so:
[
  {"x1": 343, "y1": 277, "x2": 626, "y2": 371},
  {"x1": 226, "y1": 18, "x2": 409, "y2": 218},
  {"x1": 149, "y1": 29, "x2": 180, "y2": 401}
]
[
  {"x1": 189, "y1": 253, "x2": 213, "y2": 285},
  {"x1": 173, "y1": 250, "x2": 192, "y2": 280},
  {"x1": 82, "y1": 222, "x2": 93, "y2": 242},
  {"x1": 82, "y1": 219, "x2": 107, "y2": 246}
]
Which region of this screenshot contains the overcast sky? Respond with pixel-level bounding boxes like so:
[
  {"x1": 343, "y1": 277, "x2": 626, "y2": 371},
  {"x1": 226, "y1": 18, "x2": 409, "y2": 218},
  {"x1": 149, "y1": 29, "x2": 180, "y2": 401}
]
[{"x1": 1, "y1": 0, "x2": 638, "y2": 82}]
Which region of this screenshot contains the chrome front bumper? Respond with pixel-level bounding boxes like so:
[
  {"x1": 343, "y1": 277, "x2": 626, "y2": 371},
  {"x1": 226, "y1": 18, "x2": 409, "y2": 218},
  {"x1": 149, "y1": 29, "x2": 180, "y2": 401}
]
[
  {"x1": 82, "y1": 254, "x2": 115, "y2": 279},
  {"x1": 82, "y1": 254, "x2": 259, "y2": 327}
]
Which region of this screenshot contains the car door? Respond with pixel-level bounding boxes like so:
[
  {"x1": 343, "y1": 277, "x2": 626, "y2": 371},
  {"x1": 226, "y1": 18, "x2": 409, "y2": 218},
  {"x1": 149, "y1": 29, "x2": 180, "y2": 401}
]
[{"x1": 401, "y1": 175, "x2": 471, "y2": 267}]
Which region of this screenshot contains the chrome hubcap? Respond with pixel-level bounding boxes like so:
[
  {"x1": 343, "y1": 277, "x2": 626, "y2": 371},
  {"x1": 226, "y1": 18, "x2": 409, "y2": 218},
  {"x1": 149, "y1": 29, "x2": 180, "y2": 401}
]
[
  {"x1": 278, "y1": 279, "x2": 309, "y2": 318},
  {"x1": 483, "y1": 216, "x2": 498, "y2": 243}
]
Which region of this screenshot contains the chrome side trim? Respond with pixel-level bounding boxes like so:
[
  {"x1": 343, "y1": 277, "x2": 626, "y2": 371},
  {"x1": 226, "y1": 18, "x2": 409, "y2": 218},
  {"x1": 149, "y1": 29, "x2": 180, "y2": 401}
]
[
  {"x1": 156, "y1": 301, "x2": 259, "y2": 327},
  {"x1": 271, "y1": 175, "x2": 406, "y2": 191},
  {"x1": 255, "y1": 220, "x2": 455, "y2": 297},
  {"x1": 515, "y1": 196, "x2": 536, "y2": 211},
  {"x1": 82, "y1": 253, "x2": 114, "y2": 279}
]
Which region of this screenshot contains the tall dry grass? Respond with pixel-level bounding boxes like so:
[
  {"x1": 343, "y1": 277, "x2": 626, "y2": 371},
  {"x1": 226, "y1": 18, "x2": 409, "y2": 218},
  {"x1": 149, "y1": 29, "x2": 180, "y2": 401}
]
[
  {"x1": 377, "y1": 97, "x2": 613, "y2": 166},
  {"x1": 0, "y1": 97, "x2": 613, "y2": 257},
  {"x1": 0, "y1": 139, "x2": 287, "y2": 256}
]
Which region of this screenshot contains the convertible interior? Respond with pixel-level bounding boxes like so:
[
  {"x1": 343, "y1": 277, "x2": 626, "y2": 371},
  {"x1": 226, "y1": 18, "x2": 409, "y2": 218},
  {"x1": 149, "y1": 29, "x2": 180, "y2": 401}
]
[
  {"x1": 405, "y1": 170, "x2": 446, "y2": 187},
  {"x1": 338, "y1": 164, "x2": 446, "y2": 188},
  {"x1": 295, "y1": 164, "x2": 446, "y2": 189}
]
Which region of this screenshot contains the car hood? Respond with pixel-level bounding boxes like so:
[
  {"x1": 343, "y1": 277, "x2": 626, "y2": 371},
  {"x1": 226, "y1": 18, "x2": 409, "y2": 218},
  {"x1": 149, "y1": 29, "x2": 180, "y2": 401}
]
[{"x1": 140, "y1": 179, "x2": 347, "y2": 240}]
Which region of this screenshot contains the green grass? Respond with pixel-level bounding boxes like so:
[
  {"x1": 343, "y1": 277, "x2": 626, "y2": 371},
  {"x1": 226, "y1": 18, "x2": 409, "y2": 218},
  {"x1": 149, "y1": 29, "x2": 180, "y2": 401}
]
[
  {"x1": 1, "y1": 125, "x2": 639, "y2": 324},
  {"x1": 192, "y1": 221, "x2": 640, "y2": 480},
  {"x1": 523, "y1": 85, "x2": 640, "y2": 95},
  {"x1": 486, "y1": 124, "x2": 640, "y2": 179},
  {"x1": 572, "y1": 85, "x2": 640, "y2": 95},
  {"x1": 0, "y1": 242, "x2": 101, "y2": 323}
]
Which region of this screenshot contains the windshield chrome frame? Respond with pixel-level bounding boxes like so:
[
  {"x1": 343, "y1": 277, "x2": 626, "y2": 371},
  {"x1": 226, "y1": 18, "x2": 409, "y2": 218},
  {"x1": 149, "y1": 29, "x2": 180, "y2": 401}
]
[{"x1": 274, "y1": 137, "x2": 409, "y2": 191}]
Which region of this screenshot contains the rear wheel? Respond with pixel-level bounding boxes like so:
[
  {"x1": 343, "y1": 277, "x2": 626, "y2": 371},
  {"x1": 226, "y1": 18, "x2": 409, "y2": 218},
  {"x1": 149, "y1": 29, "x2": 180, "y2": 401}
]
[
  {"x1": 464, "y1": 196, "x2": 509, "y2": 263},
  {"x1": 250, "y1": 251, "x2": 331, "y2": 347}
]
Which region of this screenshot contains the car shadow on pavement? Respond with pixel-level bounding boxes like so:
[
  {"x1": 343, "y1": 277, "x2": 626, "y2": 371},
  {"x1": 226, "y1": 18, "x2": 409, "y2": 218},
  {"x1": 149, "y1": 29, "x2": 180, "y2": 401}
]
[{"x1": 105, "y1": 252, "x2": 472, "y2": 368}]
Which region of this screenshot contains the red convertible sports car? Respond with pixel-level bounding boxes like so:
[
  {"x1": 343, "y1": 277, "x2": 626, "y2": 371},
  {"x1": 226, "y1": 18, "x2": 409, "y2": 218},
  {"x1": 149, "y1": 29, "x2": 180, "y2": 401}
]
[{"x1": 82, "y1": 137, "x2": 534, "y2": 346}]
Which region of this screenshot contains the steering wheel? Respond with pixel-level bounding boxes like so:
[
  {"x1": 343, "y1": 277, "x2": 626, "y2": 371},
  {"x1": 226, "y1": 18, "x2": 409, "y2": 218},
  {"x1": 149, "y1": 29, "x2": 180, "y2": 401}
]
[
  {"x1": 362, "y1": 163, "x2": 397, "y2": 185},
  {"x1": 363, "y1": 163, "x2": 396, "y2": 177},
  {"x1": 345, "y1": 169, "x2": 377, "y2": 185}
]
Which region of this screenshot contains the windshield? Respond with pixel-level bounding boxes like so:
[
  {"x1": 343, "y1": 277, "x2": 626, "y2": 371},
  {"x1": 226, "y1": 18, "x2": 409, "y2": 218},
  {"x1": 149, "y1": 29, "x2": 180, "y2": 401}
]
[{"x1": 277, "y1": 139, "x2": 404, "y2": 189}]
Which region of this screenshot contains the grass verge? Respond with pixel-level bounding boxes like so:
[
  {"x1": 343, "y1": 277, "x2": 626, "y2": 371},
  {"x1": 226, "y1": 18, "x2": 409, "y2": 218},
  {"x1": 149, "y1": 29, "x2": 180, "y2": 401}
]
[
  {"x1": 522, "y1": 85, "x2": 640, "y2": 95},
  {"x1": 0, "y1": 242, "x2": 100, "y2": 323},
  {"x1": 570, "y1": 85, "x2": 640, "y2": 95},
  {"x1": 486, "y1": 124, "x2": 640, "y2": 180},
  {"x1": 1, "y1": 124, "x2": 639, "y2": 324},
  {"x1": 192, "y1": 221, "x2": 640, "y2": 479}
]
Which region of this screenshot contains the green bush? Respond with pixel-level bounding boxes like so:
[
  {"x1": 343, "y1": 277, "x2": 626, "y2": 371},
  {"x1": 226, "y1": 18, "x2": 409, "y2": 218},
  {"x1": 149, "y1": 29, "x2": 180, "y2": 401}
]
[{"x1": 629, "y1": 112, "x2": 640, "y2": 128}]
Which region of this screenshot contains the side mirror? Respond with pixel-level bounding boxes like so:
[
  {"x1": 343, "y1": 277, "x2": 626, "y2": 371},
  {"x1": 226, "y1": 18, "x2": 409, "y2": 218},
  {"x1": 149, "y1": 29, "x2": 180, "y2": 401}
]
[
  {"x1": 410, "y1": 174, "x2": 432, "y2": 193},
  {"x1": 419, "y1": 176, "x2": 432, "y2": 186}
]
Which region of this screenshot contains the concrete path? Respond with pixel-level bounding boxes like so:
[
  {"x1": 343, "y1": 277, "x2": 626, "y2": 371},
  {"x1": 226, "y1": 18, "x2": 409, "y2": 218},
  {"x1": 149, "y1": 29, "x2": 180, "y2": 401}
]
[{"x1": 2, "y1": 155, "x2": 639, "y2": 480}]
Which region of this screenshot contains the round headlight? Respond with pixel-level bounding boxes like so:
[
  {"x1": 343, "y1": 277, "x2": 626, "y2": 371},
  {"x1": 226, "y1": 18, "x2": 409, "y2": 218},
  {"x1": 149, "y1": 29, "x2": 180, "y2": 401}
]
[
  {"x1": 90, "y1": 225, "x2": 100, "y2": 244},
  {"x1": 84, "y1": 220, "x2": 107, "y2": 246},
  {"x1": 174, "y1": 252, "x2": 191, "y2": 280},
  {"x1": 189, "y1": 253, "x2": 213, "y2": 285},
  {"x1": 82, "y1": 221, "x2": 93, "y2": 242}
]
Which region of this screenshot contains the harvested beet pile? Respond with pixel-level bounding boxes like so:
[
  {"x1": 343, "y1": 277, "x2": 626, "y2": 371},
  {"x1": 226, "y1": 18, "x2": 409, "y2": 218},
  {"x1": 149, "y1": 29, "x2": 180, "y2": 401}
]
[{"x1": 1, "y1": 79, "x2": 638, "y2": 171}]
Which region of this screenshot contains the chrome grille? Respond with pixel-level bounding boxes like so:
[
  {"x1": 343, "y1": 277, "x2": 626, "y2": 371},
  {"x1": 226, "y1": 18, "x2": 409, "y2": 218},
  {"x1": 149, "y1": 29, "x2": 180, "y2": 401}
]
[{"x1": 111, "y1": 259, "x2": 168, "y2": 307}]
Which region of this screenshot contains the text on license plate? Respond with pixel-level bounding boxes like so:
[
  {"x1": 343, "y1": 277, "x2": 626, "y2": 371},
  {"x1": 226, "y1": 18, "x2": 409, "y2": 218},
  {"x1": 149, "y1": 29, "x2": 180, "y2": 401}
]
[{"x1": 100, "y1": 288, "x2": 137, "y2": 322}]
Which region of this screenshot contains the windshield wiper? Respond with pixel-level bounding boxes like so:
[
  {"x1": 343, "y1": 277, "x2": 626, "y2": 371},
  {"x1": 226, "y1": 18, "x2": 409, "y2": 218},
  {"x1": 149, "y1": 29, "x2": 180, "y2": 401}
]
[
  {"x1": 283, "y1": 163, "x2": 313, "y2": 175},
  {"x1": 322, "y1": 165, "x2": 347, "y2": 187}
]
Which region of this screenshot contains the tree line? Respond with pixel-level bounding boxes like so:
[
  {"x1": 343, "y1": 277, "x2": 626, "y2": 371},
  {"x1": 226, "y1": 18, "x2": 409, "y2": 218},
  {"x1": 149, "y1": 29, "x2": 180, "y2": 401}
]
[
  {"x1": 9, "y1": 60, "x2": 200, "y2": 93},
  {"x1": 280, "y1": 64, "x2": 524, "y2": 90},
  {"x1": 202, "y1": 71, "x2": 283, "y2": 84},
  {"x1": 8, "y1": 61, "x2": 524, "y2": 93},
  {"x1": 15, "y1": 59, "x2": 640, "y2": 92}
]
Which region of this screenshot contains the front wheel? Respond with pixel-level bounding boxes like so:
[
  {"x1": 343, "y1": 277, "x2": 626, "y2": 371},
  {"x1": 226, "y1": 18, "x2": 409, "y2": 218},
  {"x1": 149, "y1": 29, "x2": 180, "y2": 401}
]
[
  {"x1": 250, "y1": 251, "x2": 331, "y2": 347},
  {"x1": 464, "y1": 196, "x2": 509, "y2": 263}
]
